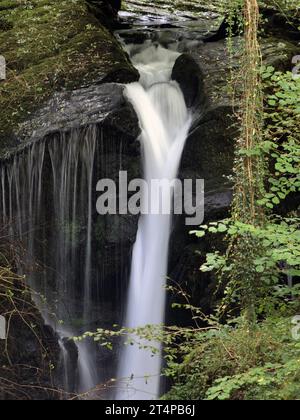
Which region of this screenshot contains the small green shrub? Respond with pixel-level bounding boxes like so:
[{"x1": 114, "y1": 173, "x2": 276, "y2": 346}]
[{"x1": 165, "y1": 317, "x2": 300, "y2": 400}]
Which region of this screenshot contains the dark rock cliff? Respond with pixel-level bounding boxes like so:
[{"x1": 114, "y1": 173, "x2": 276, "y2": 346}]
[{"x1": 0, "y1": 267, "x2": 61, "y2": 400}]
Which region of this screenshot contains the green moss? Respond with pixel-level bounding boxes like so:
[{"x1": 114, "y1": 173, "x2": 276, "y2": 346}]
[{"x1": 0, "y1": 0, "x2": 136, "y2": 145}]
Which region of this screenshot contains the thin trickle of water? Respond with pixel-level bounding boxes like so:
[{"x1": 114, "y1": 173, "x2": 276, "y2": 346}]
[
  {"x1": 82, "y1": 134, "x2": 97, "y2": 322},
  {"x1": 0, "y1": 126, "x2": 99, "y2": 393},
  {"x1": 117, "y1": 43, "x2": 192, "y2": 400},
  {"x1": 59, "y1": 338, "x2": 72, "y2": 392}
]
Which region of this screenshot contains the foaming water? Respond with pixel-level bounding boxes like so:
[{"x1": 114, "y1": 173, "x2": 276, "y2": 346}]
[
  {"x1": 130, "y1": 43, "x2": 181, "y2": 88},
  {"x1": 117, "y1": 44, "x2": 191, "y2": 400}
]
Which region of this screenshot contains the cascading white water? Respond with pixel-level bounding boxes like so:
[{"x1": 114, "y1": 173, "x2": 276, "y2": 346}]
[{"x1": 117, "y1": 44, "x2": 192, "y2": 400}]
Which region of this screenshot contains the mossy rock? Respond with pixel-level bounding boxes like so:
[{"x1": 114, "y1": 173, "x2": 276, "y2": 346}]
[
  {"x1": 0, "y1": 0, "x2": 138, "y2": 149},
  {"x1": 0, "y1": 16, "x2": 12, "y2": 30}
]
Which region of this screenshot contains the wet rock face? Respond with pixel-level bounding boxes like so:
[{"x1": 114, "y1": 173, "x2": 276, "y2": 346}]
[
  {"x1": 171, "y1": 49, "x2": 234, "y2": 218},
  {"x1": 172, "y1": 54, "x2": 206, "y2": 110},
  {"x1": 123, "y1": 0, "x2": 222, "y2": 23},
  {"x1": 171, "y1": 103, "x2": 235, "y2": 309},
  {"x1": 15, "y1": 84, "x2": 137, "y2": 146},
  {"x1": 180, "y1": 106, "x2": 235, "y2": 205},
  {"x1": 0, "y1": 280, "x2": 61, "y2": 400},
  {"x1": 86, "y1": 0, "x2": 122, "y2": 28},
  {"x1": 88, "y1": 0, "x2": 122, "y2": 15}
]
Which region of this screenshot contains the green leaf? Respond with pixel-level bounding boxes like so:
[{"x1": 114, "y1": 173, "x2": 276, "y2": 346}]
[{"x1": 218, "y1": 224, "x2": 227, "y2": 233}]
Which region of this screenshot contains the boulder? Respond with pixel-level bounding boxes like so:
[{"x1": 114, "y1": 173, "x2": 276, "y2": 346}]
[
  {"x1": 170, "y1": 104, "x2": 235, "y2": 261},
  {"x1": 11, "y1": 84, "x2": 139, "y2": 147},
  {"x1": 165, "y1": 100, "x2": 236, "y2": 316},
  {"x1": 172, "y1": 54, "x2": 207, "y2": 110},
  {"x1": 0, "y1": 0, "x2": 138, "y2": 153}
]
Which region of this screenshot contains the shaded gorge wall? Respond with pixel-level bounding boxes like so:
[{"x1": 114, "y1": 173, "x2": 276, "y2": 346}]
[{"x1": 0, "y1": 118, "x2": 141, "y2": 392}]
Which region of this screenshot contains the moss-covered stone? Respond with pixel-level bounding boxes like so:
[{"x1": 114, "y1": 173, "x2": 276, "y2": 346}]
[{"x1": 0, "y1": 0, "x2": 138, "y2": 146}]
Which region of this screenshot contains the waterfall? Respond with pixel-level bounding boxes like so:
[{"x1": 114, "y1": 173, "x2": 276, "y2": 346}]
[
  {"x1": 0, "y1": 126, "x2": 99, "y2": 394},
  {"x1": 1, "y1": 38, "x2": 193, "y2": 399},
  {"x1": 117, "y1": 44, "x2": 192, "y2": 400}
]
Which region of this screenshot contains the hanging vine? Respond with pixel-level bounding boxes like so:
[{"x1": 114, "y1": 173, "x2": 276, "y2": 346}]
[
  {"x1": 233, "y1": 0, "x2": 265, "y2": 223},
  {"x1": 229, "y1": 0, "x2": 266, "y2": 321},
  {"x1": 193, "y1": 0, "x2": 271, "y2": 323}
]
